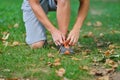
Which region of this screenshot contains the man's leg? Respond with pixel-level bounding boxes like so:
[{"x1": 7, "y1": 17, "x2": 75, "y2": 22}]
[
  {"x1": 22, "y1": 0, "x2": 49, "y2": 49},
  {"x1": 56, "y1": 0, "x2": 70, "y2": 37},
  {"x1": 30, "y1": 41, "x2": 45, "y2": 49}
]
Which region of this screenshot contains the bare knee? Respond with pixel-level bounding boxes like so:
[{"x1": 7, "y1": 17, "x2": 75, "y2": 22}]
[
  {"x1": 57, "y1": 0, "x2": 69, "y2": 6},
  {"x1": 30, "y1": 41, "x2": 45, "y2": 49}
]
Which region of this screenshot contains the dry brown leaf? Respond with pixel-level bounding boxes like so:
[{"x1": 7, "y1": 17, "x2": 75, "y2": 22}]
[
  {"x1": 104, "y1": 50, "x2": 111, "y2": 57},
  {"x1": 104, "y1": 49, "x2": 114, "y2": 57},
  {"x1": 89, "y1": 68, "x2": 112, "y2": 76},
  {"x1": 47, "y1": 62, "x2": 53, "y2": 67},
  {"x1": 54, "y1": 58, "x2": 60, "y2": 63},
  {"x1": 105, "y1": 59, "x2": 118, "y2": 68},
  {"x1": 2, "y1": 32, "x2": 10, "y2": 41},
  {"x1": 89, "y1": 68, "x2": 110, "y2": 76},
  {"x1": 12, "y1": 41, "x2": 20, "y2": 46},
  {"x1": 99, "y1": 33, "x2": 104, "y2": 37},
  {"x1": 71, "y1": 57, "x2": 81, "y2": 61},
  {"x1": 82, "y1": 49, "x2": 91, "y2": 56},
  {"x1": 56, "y1": 68, "x2": 65, "y2": 77},
  {"x1": 89, "y1": 68, "x2": 97, "y2": 75},
  {"x1": 94, "y1": 21, "x2": 102, "y2": 27},
  {"x1": 54, "y1": 62, "x2": 61, "y2": 66},
  {"x1": 80, "y1": 66, "x2": 89, "y2": 71},
  {"x1": 14, "y1": 23, "x2": 19, "y2": 28},
  {"x1": 88, "y1": 32, "x2": 94, "y2": 37},
  {"x1": 53, "y1": 58, "x2": 61, "y2": 66},
  {"x1": 110, "y1": 72, "x2": 120, "y2": 80},
  {"x1": 96, "y1": 76, "x2": 109, "y2": 80},
  {"x1": 0, "y1": 78, "x2": 5, "y2": 80},
  {"x1": 39, "y1": 57, "x2": 44, "y2": 61},
  {"x1": 108, "y1": 44, "x2": 115, "y2": 50},
  {"x1": 47, "y1": 53, "x2": 54, "y2": 58},
  {"x1": 111, "y1": 30, "x2": 120, "y2": 34},
  {"x1": 105, "y1": 68, "x2": 115, "y2": 74},
  {"x1": 96, "y1": 42, "x2": 104, "y2": 47},
  {"x1": 86, "y1": 22, "x2": 92, "y2": 26},
  {"x1": 83, "y1": 32, "x2": 94, "y2": 38}
]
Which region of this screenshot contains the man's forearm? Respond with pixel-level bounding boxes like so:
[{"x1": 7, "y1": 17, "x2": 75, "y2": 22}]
[
  {"x1": 29, "y1": 0, "x2": 56, "y2": 33},
  {"x1": 73, "y1": 0, "x2": 89, "y2": 30}
]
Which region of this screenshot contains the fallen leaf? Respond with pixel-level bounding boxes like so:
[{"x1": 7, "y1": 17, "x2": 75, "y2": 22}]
[
  {"x1": 83, "y1": 32, "x2": 94, "y2": 38},
  {"x1": 12, "y1": 41, "x2": 20, "y2": 46},
  {"x1": 54, "y1": 62, "x2": 61, "y2": 66},
  {"x1": 47, "y1": 53, "x2": 54, "y2": 58},
  {"x1": 111, "y1": 30, "x2": 120, "y2": 34},
  {"x1": 47, "y1": 62, "x2": 53, "y2": 67},
  {"x1": 86, "y1": 22, "x2": 92, "y2": 26},
  {"x1": 104, "y1": 50, "x2": 111, "y2": 57},
  {"x1": 80, "y1": 66, "x2": 89, "y2": 71},
  {"x1": 110, "y1": 72, "x2": 120, "y2": 80},
  {"x1": 97, "y1": 42, "x2": 104, "y2": 47},
  {"x1": 39, "y1": 57, "x2": 44, "y2": 61},
  {"x1": 104, "y1": 49, "x2": 114, "y2": 57},
  {"x1": 105, "y1": 59, "x2": 118, "y2": 68},
  {"x1": 94, "y1": 21, "x2": 102, "y2": 27},
  {"x1": 54, "y1": 58, "x2": 61, "y2": 63},
  {"x1": 0, "y1": 78, "x2": 5, "y2": 80},
  {"x1": 71, "y1": 57, "x2": 81, "y2": 61},
  {"x1": 105, "y1": 68, "x2": 115, "y2": 74},
  {"x1": 88, "y1": 32, "x2": 94, "y2": 37},
  {"x1": 2, "y1": 32, "x2": 10, "y2": 41},
  {"x1": 96, "y1": 75, "x2": 109, "y2": 80},
  {"x1": 53, "y1": 58, "x2": 61, "y2": 66},
  {"x1": 82, "y1": 49, "x2": 91, "y2": 56},
  {"x1": 108, "y1": 44, "x2": 115, "y2": 50},
  {"x1": 14, "y1": 23, "x2": 19, "y2": 28},
  {"x1": 99, "y1": 33, "x2": 104, "y2": 37},
  {"x1": 56, "y1": 68, "x2": 65, "y2": 77},
  {"x1": 89, "y1": 68, "x2": 97, "y2": 75}
]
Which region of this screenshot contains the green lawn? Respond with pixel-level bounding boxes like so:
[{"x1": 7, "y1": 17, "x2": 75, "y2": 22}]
[{"x1": 0, "y1": 0, "x2": 120, "y2": 80}]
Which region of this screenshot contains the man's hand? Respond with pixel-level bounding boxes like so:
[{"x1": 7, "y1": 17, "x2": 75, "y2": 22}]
[
  {"x1": 51, "y1": 29, "x2": 66, "y2": 46},
  {"x1": 67, "y1": 29, "x2": 80, "y2": 46}
]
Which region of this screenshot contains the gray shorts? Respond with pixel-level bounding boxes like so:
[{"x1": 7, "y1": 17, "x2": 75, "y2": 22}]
[{"x1": 21, "y1": 0, "x2": 57, "y2": 45}]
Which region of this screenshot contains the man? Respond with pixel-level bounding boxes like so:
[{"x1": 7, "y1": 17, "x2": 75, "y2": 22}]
[{"x1": 21, "y1": 0, "x2": 89, "y2": 49}]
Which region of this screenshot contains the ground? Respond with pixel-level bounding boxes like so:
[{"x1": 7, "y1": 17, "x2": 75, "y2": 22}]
[{"x1": 0, "y1": 0, "x2": 120, "y2": 80}]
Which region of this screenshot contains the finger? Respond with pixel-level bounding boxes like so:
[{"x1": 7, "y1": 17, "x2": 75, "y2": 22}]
[
  {"x1": 59, "y1": 37, "x2": 63, "y2": 44},
  {"x1": 62, "y1": 34, "x2": 66, "y2": 42},
  {"x1": 67, "y1": 35, "x2": 71, "y2": 41},
  {"x1": 72, "y1": 38, "x2": 77, "y2": 46},
  {"x1": 69, "y1": 37, "x2": 74, "y2": 45},
  {"x1": 56, "y1": 40, "x2": 61, "y2": 45},
  {"x1": 54, "y1": 41, "x2": 58, "y2": 46}
]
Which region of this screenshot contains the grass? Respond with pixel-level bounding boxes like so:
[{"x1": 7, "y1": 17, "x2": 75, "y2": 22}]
[{"x1": 0, "y1": 0, "x2": 120, "y2": 80}]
